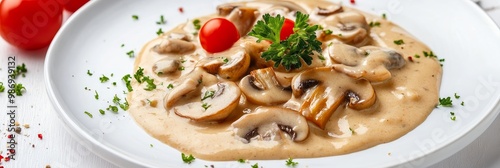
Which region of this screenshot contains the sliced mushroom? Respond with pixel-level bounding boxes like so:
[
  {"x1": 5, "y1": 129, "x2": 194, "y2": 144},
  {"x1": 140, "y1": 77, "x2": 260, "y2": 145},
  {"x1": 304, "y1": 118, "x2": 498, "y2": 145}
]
[
  {"x1": 201, "y1": 46, "x2": 251, "y2": 80},
  {"x1": 163, "y1": 68, "x2": 241, "y2": 122},
  {"x1": 328, "y1": 43, "x2": 406, "y2": 82},
  {"x1": 152, "y1": 58, "x2": 180, "y2": 75},
  {"x1": 285, "y1": 67, "x2": 376, "y2": 129},
  {"x1": 320, "y1": 12, "x2": 370, "y2": 47},
  {"x1": 316, "y1": 5, "x2": 343, "y2": 16},
  {"x1": 217, "y1": 4, "x2": 238, "y2": 16},
  {"x1": 152, "y1": 39, "x2": 196, "y2": 55},
  {"x1": 231, "y1": 107, "x2": 309, "y2": 143},
  {"x1": 239, "y1": 67, "x2": 291, "y2": 105},
  {"x1": 227, "y1": 7, "x2": 259, "y2": 36}
]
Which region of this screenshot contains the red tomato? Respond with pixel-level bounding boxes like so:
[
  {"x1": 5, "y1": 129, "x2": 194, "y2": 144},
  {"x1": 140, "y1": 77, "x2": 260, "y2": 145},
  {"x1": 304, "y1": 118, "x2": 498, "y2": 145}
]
[
  {"x1": 0, "y1": 0, "x2": 63, "y2": 50},
  {"x1": 199, "y1": 18, "x2": 240, "y2": 53},
  {"x1": 59, "y1": 0, "x2": 89, "y2": 13},
  {"x1": 280, "y1": 18, "x2": 295, "y2": 41}
]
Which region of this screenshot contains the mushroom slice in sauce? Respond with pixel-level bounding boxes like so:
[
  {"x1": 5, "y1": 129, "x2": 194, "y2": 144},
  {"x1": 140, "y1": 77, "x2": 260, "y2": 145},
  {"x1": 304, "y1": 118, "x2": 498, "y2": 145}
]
[
  {"x1": 239, "y1": 67, "x2": 291, "y2": 105},
  {"x1": 285, "y1": 67, "x2": 376, "y2": 129},
  {"x1": 201, "y1": 46, "x2": 251, "y2": 80},
  {"x1": 227, "y1": 7, "x2": 259, "y2": 36},
  {"x1": 320, "y1": 12, "x2": 370, "y2": 47},
  {"x1": 164, "y1": 68, "x2": 240, "y2": 122},
  {"x1": 152, "y1": 58, "x2": 180, "y2": 75},
  {"x1": 316, "y1": 5, "x2": 343, "y2": 16},
  {"x1": 231, "y1": 107, "x2": 309, "y2": 143},
  {"x1": 152, "y1": 38, "x2": 196, "y2": 55},
  {"x1": 329, "y1": 43, "x2": 406, "y2": 82}
]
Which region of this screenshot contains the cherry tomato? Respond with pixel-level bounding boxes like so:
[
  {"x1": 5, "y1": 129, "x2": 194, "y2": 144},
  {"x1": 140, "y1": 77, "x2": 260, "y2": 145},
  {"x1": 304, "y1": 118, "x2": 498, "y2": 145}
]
[
  {"x1": 59, "y1": 0, "x2": 89, "y2": 13},
  {"x1": 199, "y1": 18, "x2": 240, "y2": 53},
  {"x1": 0, "y1": 0, "x2": 63, "y2": 50},
  {"x1": 280, "y1": 18, "x2": 295, "y2": 41}
]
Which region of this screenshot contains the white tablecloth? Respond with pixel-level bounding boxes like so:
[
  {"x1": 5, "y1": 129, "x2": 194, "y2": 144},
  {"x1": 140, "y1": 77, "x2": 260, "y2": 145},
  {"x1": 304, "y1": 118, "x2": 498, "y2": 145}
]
[{"x1": 1, "y1": 0, "x2": 499, "y2": 167}]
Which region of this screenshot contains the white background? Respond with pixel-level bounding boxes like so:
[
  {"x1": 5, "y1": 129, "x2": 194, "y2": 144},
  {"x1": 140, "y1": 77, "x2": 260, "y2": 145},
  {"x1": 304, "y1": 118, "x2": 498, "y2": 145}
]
[{"x1": 1, "y1": 0, "x2": 500, "y2": 167}]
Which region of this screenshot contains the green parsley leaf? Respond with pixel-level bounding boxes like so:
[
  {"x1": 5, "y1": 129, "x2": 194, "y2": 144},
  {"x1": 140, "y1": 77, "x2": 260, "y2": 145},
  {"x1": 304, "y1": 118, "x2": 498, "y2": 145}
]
[
  {"x1": 393, "y1": 39, "x2": 405, "y2": 45},
  {"x1": 201, "y1": 90, "x2": 215, "y2": 101},
  {"x1": 167, "y1": 84, "x2": 174, "y2": 89},
  {"x1": 99, "y1": 109, "x2": 105, "y2": 115},
  {"x1": 248, "y1": 12, "x2": 322, "y2": 70},
  {"x1": 84, "y1": 111, "x2": 93, "y2": 118},
  {"x1": 221, "y1": 57, "x2": 229, "y2": 64},
  {"x1": 193, "y1": 19, "x2": 201, "y2": 30},
  {"x1": 251, "y1": 163, "x2": 259, "y2": 168},
  {"x1": 423, "y1": 51, "x2": 437, "y2": 58},
  {"x1": 237, "y1": 159, "x2": 247, "y2": 163},
  {"x1": 461, "y1": 101, "x2": 465, "y2": 106},
  {"x1": 450, "y1": 112, "x2": 456, "y2": 121},
  {"x1": 349, "y1": 127, "x2": 356, "y2": 134},
  {"x1": 94, "y1": 90, "x2": 99, "y2": 100},
  {"x1": 132, "y1": 15, "x2": 139, "y2": 20},
  {"x1": 285, "y1": 158, "x2": 298, "y2": 167},
  {"x1": 87, "y1": 70, "x2": 93, "y2": 76},
  {"x1": 414, "y1": 54, "x2": 421, "y2": 58},
  {"x1": 178, "y1": 66, "x2": 185, "y2": 71},
  {"x1": 120, "y1": 99, "x2": 129, "y2": 111},
  {"x1": 107, "y1": 105, "x2": 119, "y2": 113},
  {"x1": 156, "y1": 15, "x2": 166, "y2": 25},
  {"x1": 113, "y1": 94, "x2": 121, "y2": 104},
  {"x1": 382, "y1": 13, "x2": 387, "y2": 19},
  {"x1": 121, "y1": 44, "x2": 125, "y2": 47},
  {"x1": 11, "y1": 63, "x2": 28, "y2": 79},
  {"x1": 181, "y1": 153, "x2": 195, "y2": 164},
  {"x1": 369, "y1": 21, "x2": 381, "y2": 27},
  {"x1": 323, "y1": 29, "x2": 333, "y2": 35},
  {"x1": 454, "y1": 93, "x2": 460, "y2": 99},
  {"x1": 14, "y1": 83, "x2": 26, "y2": 96},
  {"x1": 134, "y1": 67, "x2": 145, "y2": 83},
  {"x1": 99, "y1": 75, "x2": 109, "y2": 83},
  {"x1": 143, "y1": 76, "x2": 156, "y2": 91},
  {"x1": 0, "y1": 82, "x2": 5, "y2": 92},
  {"x1": 150, "y1": 144, "x2": 153, "y2": 147},
  {"x1": 122, "y1": 74, "x2": 133, "y2": 92},
  {"x1": 202, "y1": 103, "x2": 211, "y2": 110},
  {"x1": 439, "y1": 97, "x2": 453, "y2": 107},
  {"x1": 156, "y1": 28, "x2": 164, "y2": 36},
  {"x1": 127, "y1": 50, "x2": 135, "y2": 58}
]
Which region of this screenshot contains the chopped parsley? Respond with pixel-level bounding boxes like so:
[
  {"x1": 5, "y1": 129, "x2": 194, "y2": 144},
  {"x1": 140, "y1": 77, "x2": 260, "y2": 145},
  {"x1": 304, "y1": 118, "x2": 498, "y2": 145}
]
[
  {"x1": 393, "y1": 39, "x2": 405, "y2": 45},
  {"x1": 414, "y1": 54, "x2": 421, "y2": 58},
  {"x1": 156, "y1": 28, "x2": 164, "y2": 36},
  {"x1": 127, "y1": 50, "x2": 135, "y2": 58},
  {"x1": 248, "y1": 12, "x2": 322, "y2": 70},
  {"x1": 202, "y1": 103, "x2": 211, "y2": 110},
  {"x1": 107, "y1": 105, "x2": 119, "y2": 113},
  {"x1": 156, "y1": 15, "x2": 166, "y2": 25},
  {"x1": 122, "y1": 74, "x2": 133, "y2": 92},
  {"x1": 382, "y1": 13, "x2": 387, "y2": 19},
  {"x1": 285, "y1": 158, "x2": 298, "y2": 167},
  {"x1": 349, "y1": 127, "x2": 356, "y2": 134},
  {"x1": 99, "y1": 109, "x2": 105, "y2": 115},
  {"x1": 150, "y1": 144, "x2": 153, "y2": 147},
  {"x1": 11, "y1": 63, "x2": 28, "y2": 79},
  {"x1": 132, "y1": 15, "x2": 139, "y2": 20},
  {"x1": 143, "y1": 76, "x2": 156, "y2": 91},
  {"x1": 84, "y1": 111, "x2": 93, "y2": 118},
  {"x1": 201, "y1": 90, "x2": 215, "y2": 101},
  {"x1": 121, "y1": 44, "x2": 125, "y2": 47},
  {"x1": 112, "y1": 82, "x2": 117, "y2": 86},
  {"x1": 439, "y1": 58, "x2": 445, "y2": 62},
  {"x1": 193, "y1": 19, "x2": 201, "y2": 30},
  {"x1": 423, "y1": 51, "x2": 437, "y2": 58},
  {"x1": 120, "y1": 99, "x2": 129, "y2": 111},
  {"x1": 0, "y1": 82, "x2": 4, "y2": 92},
  {"x1": 181, "y1": 153, "x2": 195, "y2": 164},
  {"x1": 94, "y1": 91, "x2": 99, "y2": 100},
  {"x1": 461, "y1": 101, "x2": 465, "y2": 106},
  {"x1": 450, "y1": 112, "x2": 456, "y2": 121},
  {"x1": 113, "y1": 94, "x2": 121, "y2": 104},
  {"x1": 221, "y1": 57, "x2": 229, "y2": 64},
  {"x1": 439, "y1": 97, "x2": 453, "y2": 107},
  {"x1": 14, "y1": 83, "x2": 26, "y2": 96},
  {"x1": 99, "y1": 75, "x2": 110, "y2": 83},
  {"x1": 134, "y1": 67, "x2": 145, "y2": 83},
  {"x1": 369, "y1": 21, "x2": 381, "y2": 27},
  {"x1": 87, "y1": 70, "x2": 93, "y2": 76},
  {"x1": 323, "y1": 29, "x2": 333, "y2": 35},
  {"x1": 178, "y1": 66, "x2": 185, "y2": 71},
  {"x1": 454, "y1": 93, "x2": 460, "y2": 99},
  {"x1": 237, "y1": 159, "x2": 247, "y2": 163},
  {"x1": 251, "y1": 163, "x2": 259, "y2": 168},
  {"x1": 167, "y1": 84, "x2": 174, "y2": 89}
]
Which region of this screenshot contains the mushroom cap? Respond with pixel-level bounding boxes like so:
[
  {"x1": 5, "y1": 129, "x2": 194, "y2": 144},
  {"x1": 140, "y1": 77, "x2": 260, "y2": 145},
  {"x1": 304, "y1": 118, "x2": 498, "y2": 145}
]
[
  {"x1": 287, "y1": 67, "x2": 376, "y2": 129},
  {"x1": 239, "y1": 67, "x2": 292, "y2": 105},
  {"x1": 328, "y1": 43, "x2": 406, "y2": 82},
  {"x1": 320, "y1": 12, "x2": 370, "y2": 47},
  {"x1": 226, "y1": 7, "x2": 259, "y2": 36},
  {"x1": 153, "y1": 39, "x2": 196, "y2": 55},
  {"x1": 174, "y1": 82, "x2": 241, "y2": 122},
  {"x1": 218, "y1": 50, "x2": 251, "y2": 80},
  {"x1": 231, "y1": 107, "x2": 309, "y2": 143},
  {"x1": 152, "y1": 58, "x2": 180, "y2": 75}
]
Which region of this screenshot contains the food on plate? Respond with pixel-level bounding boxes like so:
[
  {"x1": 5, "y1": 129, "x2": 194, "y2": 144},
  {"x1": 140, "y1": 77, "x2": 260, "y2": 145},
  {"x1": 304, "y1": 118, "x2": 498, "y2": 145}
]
[{"x1": 128, "y1": 0, "x2": 442, "y2": 160}]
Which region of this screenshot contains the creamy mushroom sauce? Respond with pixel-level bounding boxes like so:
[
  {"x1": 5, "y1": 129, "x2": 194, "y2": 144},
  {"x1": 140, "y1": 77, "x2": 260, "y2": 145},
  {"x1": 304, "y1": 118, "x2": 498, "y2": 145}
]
[{"x1": 129, "y1": 0, "x2": 442, "y2": 160}]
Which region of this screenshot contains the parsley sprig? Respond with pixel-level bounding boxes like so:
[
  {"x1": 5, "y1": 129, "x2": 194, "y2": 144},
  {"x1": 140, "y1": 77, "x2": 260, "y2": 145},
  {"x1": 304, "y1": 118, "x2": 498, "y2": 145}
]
[{"x1": 249, "y1": 12, "x2": 322, "y2": 70}]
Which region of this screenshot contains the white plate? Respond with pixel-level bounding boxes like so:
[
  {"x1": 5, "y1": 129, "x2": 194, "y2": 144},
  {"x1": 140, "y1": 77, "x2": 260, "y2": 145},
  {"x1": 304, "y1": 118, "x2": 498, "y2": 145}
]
[{"x1": 44, "y1": 0, "x2": 500, "y2": 167}]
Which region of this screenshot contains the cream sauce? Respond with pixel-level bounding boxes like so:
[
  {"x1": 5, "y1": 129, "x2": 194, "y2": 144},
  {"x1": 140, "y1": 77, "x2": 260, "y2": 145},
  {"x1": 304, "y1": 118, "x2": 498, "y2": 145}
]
[{"x1": 128, "y1": 0, "x2": 442, "y2": 160}]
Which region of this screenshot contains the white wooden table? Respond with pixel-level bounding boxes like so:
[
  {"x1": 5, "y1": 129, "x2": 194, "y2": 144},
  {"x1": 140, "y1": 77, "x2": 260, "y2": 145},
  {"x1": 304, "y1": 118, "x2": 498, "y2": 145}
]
[{"x1": 1, "y1": 1, "x2": 500, "y2": 167}]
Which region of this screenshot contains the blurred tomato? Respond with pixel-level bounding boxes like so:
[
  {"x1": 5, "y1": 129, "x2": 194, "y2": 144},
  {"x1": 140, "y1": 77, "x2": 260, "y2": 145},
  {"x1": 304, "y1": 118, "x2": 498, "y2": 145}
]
[
  {"x1": 59, "y1": 0, "x2": 89, "y2": 13},
  {"x1": 0, "y1": 0, "x2": 63, "y2": 50}
]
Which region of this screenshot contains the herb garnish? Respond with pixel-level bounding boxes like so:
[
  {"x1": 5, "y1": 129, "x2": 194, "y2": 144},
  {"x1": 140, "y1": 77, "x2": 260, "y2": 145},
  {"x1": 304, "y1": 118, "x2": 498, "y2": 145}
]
[
  {"x1": 323, "y1": 29, "x2": 333, "y2": 35},
  {"x1": 156, "y1": 28, "x2": 164, "y2": 36},
  {"x1": 454, "y1": 93, "x2": 460, "y2": 99},
  {"x1": 193, "y1": 19, "x2": 201, "y2": 30},
  {"x1": 237, "y1": 159, "x2": 247, "y2": 163},
  {"x1": 248, "y1": 12, "x2": 322, "y2": 70},
  {"x1": 167, "y1": 84, "x2": 174, "y2": 89},
  {"x1": 382, "y1": 13, "x2": 387, "y2": 19},
  {"x1": 99, "y1": 75, "x2": 109, "y2": 83},
  {"x1": 11, "y1": 63, "x2": 28, "y2": 79},
  {"x1": 285, "y1": 158, "x2": 298, "y2": 167},
  {"x1": 84, "y1": 111, "x2": 93, "y2": 118},
  {"x1": 369, "y1": 21, "x2": 381, "y2": 27},
  {"x1": 393, "y1": 39, "x2": 405, "y2": 45},
  {"x1": 251, "y1": 163, "x2": 259, "y2": 168},
  {"x1": 178, "y1": 66, "x2": 185, "y2": 71},
  {"x1": 14, "y1": 83, "x2": 26, "y2": 96},
  {"x1": 201, "y1": 90, "x2": 215, "y2": 101},
  {"x1": 134, "y1": 67, "x2": 145, "y2": 83},
  {"x1": 127, "y1": 50, "x2": 135, "y2": 58},
  {"x1": 94, "y1": 90, "x2": 99, "y2": 100},
  {"x1": 461, "y1": 101, "x2": 465, "y2": 106},
  {"x1": 450, "y1": 112, "x2": 456, "y2": 121},
  {"x1": 143, "y1": 76, "x2": 156, "y2": 91},
  {"x1": 349, "y1": 127, "x2": 356, "y2": 134},
  {"x1": 202, "y1": 103, "x2": 211, "y2": 110},
  {"x1": 107, "y1": 105, "x2": 119, "y2": 113},
  {"x1": 0, "y1": 82, "x2": 4, "y2": 92},
  {"x1": 181, "y1": 153, "x2": 195, "y2": 164},
  {"x1": 122, "y1": 74, "x2": 133, "y2": 92},
  {"x1": 438, "y1": 97, "x2": 453, "y2": 107},
  {"x1": 87, "y1": 70, "x2": 93, "y2": 76},
  {"x1": 132, "y1": 15, "x2": 139, "y2": 20},
  {"x1": 423, "y1": 51, "x2": 437, "y2": 58},
  {"x1": 156, "y1": 15, "x2": 166, "y2": 25},
  {"x1": 99, "y1": 109, "x2": 105, "y2": 115},
  {"x1": 414, "y1": 54, "x2": 421, "y2": 58}
]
